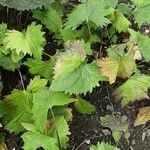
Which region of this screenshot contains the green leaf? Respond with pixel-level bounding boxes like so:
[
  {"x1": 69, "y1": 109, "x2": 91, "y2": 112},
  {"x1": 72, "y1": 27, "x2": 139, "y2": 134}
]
[
  {"x1": 112, "y1": 122, "x2": 129, "y2": 142},
  {"x1": 61, "y1": 29, "x2": 78, "y2": 42},
  {"x1": 131, "y1": 0, "x2": 144, "y2": 6},
  {"x1": 0, "y1": 51, "x2": 19, "y2": 71},
  {"x1": 22, "y1": 132, "x2": 58, "y2": 150},
  {"x1": 26, "y1": 58, "x2": 54, "y2": 81},
  {"x1": 115, "y1": 75, "x2": 150, "y2": 106},
  {"x1": 0, "y1": 0, "x2": 54, "y2": 10},
  {"x1": 0, "y1": 134, "x2": 6, "y2": 150},
  {"x1": 32, "y1": 89, "x2": 75, "y2": 133},
  {"x1": 117, "y1": 55, "x2": 136, "y2": 78},
  {"x1": 33, "y1": 7, "x2": 62, "y2": 38},
  {"x1": 0, "y1": 81, "x2": 3, "y2": 97},
  {"x1": 49, "y1": 116, "x2": 70, "y2": 149},
  {"x1": 2, "y1": 90, "x2": 33, "y2": 132},
  {"x1": 22, "y1": 123, "x2": 36, "y2": 132},
  {"x1": 107, "y1": 44, "x2": 126, "y2": 59},
  {"x1": 50, "y1": 44, "x2": 106, "y2": 94},
  {"x1": 10, "y1": 50, "x2": 24, "y2": 63},
  {"x1": 0, "y1": 23, "x2": 7, "y2": 45},
  {"x1": 129, "y1": 29, "x2": 150, "y2": 61},
  {"x1": 27, "y1": 76, "x2": 48, "y2": 93},
  {"x1": 133, "y1": 1, "x2": 150, "y2": 27},
  {"x1": 65, "y1": 0, "x2": 110, "y2": 29},
  {"x1": 3, "y1": 22, "x2": 45, "y2": 60},
  {"x1": 100, "y1": 115, "x2": 111, "y2": 124},
  {"x1": 0, "y1": 102, "x2": 8, "y2": 118},
  {"x1": 112, "y1": 11, "x2": 131, "y2": 32},
  {"x1": 51, "y1": 61, "x2": 106, "y2": 94},
  {"x1": 90, "y1": 142, "x2": 120, "y2": 150},
  {"x1": 74, "y1": 98, "x2": 96, "y2": 114},
  {"x1": 104, "y1": 0, "x2": 118, "y2": 9},
  {"x1": 52, "y1": 106, "x2": 73, "y2": 121},
  {"x1": 65, "y1": 40, "x2": 93, "y2": 55},
  {"x1": 116, "y1": 3, "x2": 132, "y2": 15}
]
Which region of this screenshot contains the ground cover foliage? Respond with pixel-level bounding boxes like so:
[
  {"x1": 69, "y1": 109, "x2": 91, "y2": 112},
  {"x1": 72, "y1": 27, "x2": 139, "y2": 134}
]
[{"x1": 0, "y1": 0, "x2": 150, "y2": 149}]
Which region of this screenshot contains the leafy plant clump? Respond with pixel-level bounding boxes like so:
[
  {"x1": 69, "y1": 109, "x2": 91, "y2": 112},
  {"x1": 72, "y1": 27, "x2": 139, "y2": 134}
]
[{"x1": 0, "y1": 0, "x2": 150, "y2": 149}]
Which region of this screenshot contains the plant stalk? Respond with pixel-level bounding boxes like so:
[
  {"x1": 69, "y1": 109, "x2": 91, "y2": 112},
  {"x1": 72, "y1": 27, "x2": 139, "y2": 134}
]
[
  {"x1": 50, "y1": 108, "x2": 62, "y2": 150},
  {"x1": 86, "y1": 20, "x2": 92, "y2": 42},
  {"x1": 17, "y1": 69, "x2": 25, "y2": 91}
]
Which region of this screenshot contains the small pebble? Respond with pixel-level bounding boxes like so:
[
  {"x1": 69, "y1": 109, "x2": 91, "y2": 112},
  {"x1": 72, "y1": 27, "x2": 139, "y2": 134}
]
[
  {"x1": 146, "y1": 129, "x2": 150, "y2": 137},
  {"x1": 102, "y1": 129, "x2": 111, "y2": 136},
  {"x1": 142, "y1": 131, "x2": 147, "y2": 141},
  {"x1": 85, "y1": 140, "x2": 90, "y2": 145},
  {"x1": 132, "y1": 139, "x2": 136, "y2": 145},
  {"x1": 106, "y1": 105, "x2": 113, "y2": 111},
  {"x1": 145, "y1": 29, "x2": 150, "y2": 34},
  {"x1": 124, "y1": 132, "x2": 131, "y2": 139},
  {"x1": 121, "y1": 115, "x2": 128, "y2": 123}
]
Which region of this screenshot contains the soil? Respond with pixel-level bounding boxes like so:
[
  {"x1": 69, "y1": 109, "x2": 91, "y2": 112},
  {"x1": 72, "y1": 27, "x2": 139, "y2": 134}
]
[
  {"x1": 68, "y1": 84, "x2": 150, "y2": 150},
  {"x1": 0, "y1": 1, "x2": 150, "y2": 150}
]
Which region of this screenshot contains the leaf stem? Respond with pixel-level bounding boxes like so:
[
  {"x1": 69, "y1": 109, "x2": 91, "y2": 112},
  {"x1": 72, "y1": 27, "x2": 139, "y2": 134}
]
[
  {"x1": 43, "y1": 52, "x2": 51, "y2": 58},
  {"x1": 50, "y1": 108, "x2": 62, "y2": 150},
  {"x1": 17, "y1": 69, "x2": 25, "y2": 91},
  {"x1": 86, "y1": 20, "x2": 92, "y2": 42}
]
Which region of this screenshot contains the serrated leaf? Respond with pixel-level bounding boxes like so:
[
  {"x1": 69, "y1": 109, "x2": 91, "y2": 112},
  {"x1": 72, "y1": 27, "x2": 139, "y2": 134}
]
[
  {"x1": 26, "y1": 76, "x2": 48, "y2": 92},
  {"x1": 131, "y1": 0, "x2": 144, "y2": 6},
  {"x1": 114, "y1": 75, "x2": 150, "y2": 106},
  {"x1": 97, "y1": 55, "x2": 136, "y2": 84},
  {"x1": 107, "y1": 44, "x2": 126, "y2": 59},
  {"x1": 90, "y1": 142, "x2": 120, "y2": 150},
  {"x1": 112, "y1": 11, "x2": 131, "y2": 32},
  {"x1": 61, "y1": 28, "x2": 78, "y2": 42},
  {"x1": 50, "y1": 44, "x2": 106, "y2": 94},
  {"x1": 117, "y1": 3, "x2": 132, "y2": 15},
  {"x1": 22, "y1": 123, "x2": 36, "y2": 132},
  {"x1": 129, "y1": 29, "x2": 150, "y2": 61},
  {"x1": 103, "y1": 0, "x2": 118, "y2": 9},
  {"x1": 135, "y1": 106, "x2": 150, "y2": 126},
  {"x1": 65, "y1": 0, "x2": 110, "y2": 29},
  {"x1": 74, "y1": 98, "x2": 96, "y2": 114},
  {"x1": 97, "y1": 58, "x2": 119, "y2": 84},
  {"x1": 22, "y1": 132, "x2": 58, "y2": 150},
  {"x1": 33, "y1": 7, "x2": 62, "y2": 38},
  {"x1": 117, "y1": 55, "x2": 136, "y2": 78},
  {"x1": 26, "y1": 58, "x2": 54, "y2": 81},
  {"x1": 133, "y1": 1, "x2": 150, "y2": 27},
  {"x1": 10, "y1": 50, "x2": 24, "y2": 63},
  {"x1": 0, "y1": 23, "x2": 7, "y2": 45},
  {"x1": 1, "y1": 76, "x2": 47, "y2": 133},
  {"x1": 112, "y1": 123, "x2": 129, "y2": 142},
  {"x1": 49, "y1": 116, "x2": 70, "y2": 149},
  {"x1": 100, "y1": 115, "x2": 111, "y2": 124},
  {"x1": 4, "y1": 22, "x2": 45, "y2": 60},
  {"x1": 2, "y1": 90, "x2": 33, "y2": 132},
  {"x1": 65, "y1": 40, "x2": 93, "y2": 55},
  {"x1": 0, "y1": 51, "x2": 19, "y2": 71},
  {"x1": 0, "y1": 0, "x2": 54, "y2": 11},
  {"x1": 4, "y1": 110, "x2": 32, "y2": 133},
  {"x1": 0, "y1": 102, "x2": 8, "y2": 118},
  {"x1": 52, "y1": 106, "x2": 72, "y2": 121},
  {"x1": 32, "y1": 89, "x2": 75, "y2": 133}
]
